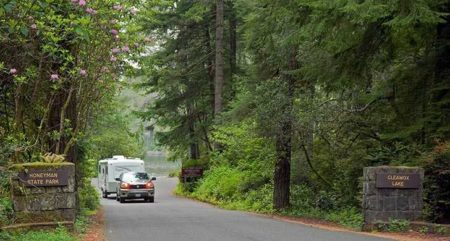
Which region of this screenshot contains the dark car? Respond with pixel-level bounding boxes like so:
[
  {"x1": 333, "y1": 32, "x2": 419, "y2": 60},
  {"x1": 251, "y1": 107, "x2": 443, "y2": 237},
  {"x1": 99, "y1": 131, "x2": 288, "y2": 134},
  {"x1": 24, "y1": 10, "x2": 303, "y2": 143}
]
[{"x1": 115, "y1": 172, "x2": 156, "y2": 203}]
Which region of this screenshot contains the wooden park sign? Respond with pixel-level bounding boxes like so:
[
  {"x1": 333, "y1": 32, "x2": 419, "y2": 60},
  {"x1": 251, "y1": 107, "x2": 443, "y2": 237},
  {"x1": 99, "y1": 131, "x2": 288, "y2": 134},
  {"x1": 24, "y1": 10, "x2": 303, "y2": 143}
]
[
  {"x1": 376, "y1": 173, "x2": 421, "y2": 189},
  {"x1": 18, "y1": 167, "x2": 70, "y2": 187},
  {"x1": 181, "y1": 167, "x2": 203, "y2": 178}
]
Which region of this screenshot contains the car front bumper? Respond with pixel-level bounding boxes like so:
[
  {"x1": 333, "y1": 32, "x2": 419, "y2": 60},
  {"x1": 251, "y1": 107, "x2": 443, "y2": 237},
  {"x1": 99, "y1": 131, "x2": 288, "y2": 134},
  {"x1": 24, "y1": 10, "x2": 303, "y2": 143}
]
[{"x1": 119, "y1": 189, "x2": 154, "y2": 199}]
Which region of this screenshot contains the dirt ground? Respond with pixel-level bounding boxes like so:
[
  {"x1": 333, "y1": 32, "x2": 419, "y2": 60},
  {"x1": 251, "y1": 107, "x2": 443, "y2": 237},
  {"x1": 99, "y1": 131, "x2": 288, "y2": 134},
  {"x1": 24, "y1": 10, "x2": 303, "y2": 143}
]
[{"x1": 80, "y1": 208, "x2": 105, "y2": 241}]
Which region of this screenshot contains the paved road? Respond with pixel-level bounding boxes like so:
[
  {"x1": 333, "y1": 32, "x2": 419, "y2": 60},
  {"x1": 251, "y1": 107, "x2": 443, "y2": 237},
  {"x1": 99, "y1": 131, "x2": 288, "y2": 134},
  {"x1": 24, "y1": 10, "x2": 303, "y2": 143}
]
[{"x1": 99, "y1": 177, "x2": 393, "y2": 241}]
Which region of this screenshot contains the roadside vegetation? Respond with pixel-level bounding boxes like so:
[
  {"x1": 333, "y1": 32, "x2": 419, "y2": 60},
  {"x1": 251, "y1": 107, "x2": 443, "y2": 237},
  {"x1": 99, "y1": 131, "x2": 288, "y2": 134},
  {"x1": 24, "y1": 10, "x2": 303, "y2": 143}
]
[{"x1": 0, "y1": 226, "x2": 75, "y2": 241}]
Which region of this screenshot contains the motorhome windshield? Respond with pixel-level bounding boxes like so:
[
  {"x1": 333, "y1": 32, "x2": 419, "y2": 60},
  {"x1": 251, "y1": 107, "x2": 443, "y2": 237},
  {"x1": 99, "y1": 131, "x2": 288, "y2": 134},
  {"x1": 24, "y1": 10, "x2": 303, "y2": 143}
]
[
  {"x1": 114, "y1": 165, "x2": 142, "y2": 178},
  {"x1": 122, "y1": 172, "x2": 149, "y2": 182}
]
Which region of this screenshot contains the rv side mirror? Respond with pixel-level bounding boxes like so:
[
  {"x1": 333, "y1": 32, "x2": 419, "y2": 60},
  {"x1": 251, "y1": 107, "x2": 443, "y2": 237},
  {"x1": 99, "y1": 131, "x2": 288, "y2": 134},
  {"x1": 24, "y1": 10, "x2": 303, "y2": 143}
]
[
  {"x1": 115, "y1": 178, "x2": 120, "y2": 181},
  {"x1": 151, "y1": 177, "x2": 156, "y2": 181}
]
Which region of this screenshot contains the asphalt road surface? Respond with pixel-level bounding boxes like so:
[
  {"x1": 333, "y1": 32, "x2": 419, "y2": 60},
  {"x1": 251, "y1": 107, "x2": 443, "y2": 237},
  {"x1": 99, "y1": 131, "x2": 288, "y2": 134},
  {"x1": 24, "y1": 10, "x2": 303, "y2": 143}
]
[{"x1": 99, "y1": 177, "x2": 393, "y2": 241}]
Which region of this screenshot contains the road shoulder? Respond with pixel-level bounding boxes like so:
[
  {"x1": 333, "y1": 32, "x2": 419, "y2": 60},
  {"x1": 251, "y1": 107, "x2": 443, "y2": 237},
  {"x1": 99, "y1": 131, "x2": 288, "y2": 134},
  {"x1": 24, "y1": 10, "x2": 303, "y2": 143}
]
[
  {"x1": 79, "y1": 208, "x2": 105, "y2": 241},
  {"x1": 174, "y1": 191, "x2": 450, "y2": 241}
]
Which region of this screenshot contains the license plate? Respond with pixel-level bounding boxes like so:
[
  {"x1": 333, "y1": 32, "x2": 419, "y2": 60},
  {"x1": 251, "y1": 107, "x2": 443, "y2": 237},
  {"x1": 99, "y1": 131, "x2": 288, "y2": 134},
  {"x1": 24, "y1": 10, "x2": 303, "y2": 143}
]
[{"x1": 135, "y1": 194, "x2": 141, "y2": 197}]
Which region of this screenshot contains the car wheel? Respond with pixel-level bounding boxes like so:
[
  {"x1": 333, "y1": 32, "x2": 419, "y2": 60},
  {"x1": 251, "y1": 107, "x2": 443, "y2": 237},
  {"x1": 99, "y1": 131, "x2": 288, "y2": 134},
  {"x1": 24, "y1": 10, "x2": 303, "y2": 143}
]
[
  {"x1": 120, "y1": 197, "x2": 125, "y2": 203},
  {"x1": 149, "y1": 197, "x2": 154, "y2": 203},
  {"x1": 102, "y1": 190, "x2": 107, "y2": 198}
]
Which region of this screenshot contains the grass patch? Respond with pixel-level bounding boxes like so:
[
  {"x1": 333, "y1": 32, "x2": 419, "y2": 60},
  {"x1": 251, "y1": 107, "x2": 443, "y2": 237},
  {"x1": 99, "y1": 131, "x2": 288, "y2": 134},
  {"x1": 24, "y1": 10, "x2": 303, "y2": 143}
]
[{"x1": 0, "y1": 226, "x2": 75, "y2": 241}]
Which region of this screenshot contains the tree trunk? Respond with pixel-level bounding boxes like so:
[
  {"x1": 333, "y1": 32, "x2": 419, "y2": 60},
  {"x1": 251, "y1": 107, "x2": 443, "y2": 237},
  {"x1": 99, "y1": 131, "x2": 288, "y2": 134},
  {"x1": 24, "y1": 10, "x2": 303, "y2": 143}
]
[
  {"x1": 188, "y1": 117, "x2": 200, "y2": 160},
  {"x1": 205, "y1": 18, "x2": 215, "y2": 116},
  {"x1": 48, "y1": 84, "x2": 77, "y2": 159},
  {"x1": 273, "y1": 122, "x2": 292, "y2": 210},
  {"x1": 214, "y1": 0, "x2": 225, "y2": 116},
  {"x1": 273, "y1": 51, "x2": 297, "y2": 210},
  {"x1": 228, "y1": 2, "x2": 237, "y2": 76}
]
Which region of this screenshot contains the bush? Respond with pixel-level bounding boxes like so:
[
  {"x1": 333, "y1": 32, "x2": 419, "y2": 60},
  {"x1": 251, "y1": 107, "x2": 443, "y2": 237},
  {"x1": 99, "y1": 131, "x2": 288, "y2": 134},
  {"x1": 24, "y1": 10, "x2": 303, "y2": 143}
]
[
  {"x1": 78, "y1": 182, "x2": 100, "y2": 212},
  {"x1": 75, "y1": 213, "x2": 90, "y2": 234},
  {"x1": 240, "y1": 184, "x2": 273, "y2": 212},
  {"x1": 325, "y1": 208, "x2": 364, "y2": 229},
  {"x1": 168, "y1": 169, "x2": 180, "y2": 178},
  {"x1": 386, "y1": 219, "x2": 410, "y2": 232},
  {"x1": 194, "y1": 166, "x2": 243, "y2": 202},
  {"x1": 0, "y1": 197, "x2": 13, "y2": 227},
  {"x1": 421, "y1": 142, "x2": 450, "y2": 223}
]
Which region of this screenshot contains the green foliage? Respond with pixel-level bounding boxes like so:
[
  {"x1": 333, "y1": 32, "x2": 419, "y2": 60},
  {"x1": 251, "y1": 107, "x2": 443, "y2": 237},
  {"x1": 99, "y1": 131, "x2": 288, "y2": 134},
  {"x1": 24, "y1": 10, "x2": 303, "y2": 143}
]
[
  {"x1": 82, "y1": 100, "x2": 144, "y2": 162},
  {"x1": 0, "y1": 170, "x2": 11, "y2": 197},
  {"x1": 421, "y1": 142, "x2": 450, "y2": 223},
  {"x1": 0, "y1": 0, "x2": 143, "y2": 164},
  {"x1": 193, "y1": 166, "x2": 244, "y2": 202},
  {"x1": 74, "y1": 212, "x2": 91, "y2": 235},
  {"x1": 386, "y1": 219, "x2": 411, "y2": 232},
  {"x1": 0, "y1": 170, "x2": 13, "y2": 228},
  {"x1": 78, "y1": 182, "x2": 100, "y2": 212},
  {"x1": 418, "y1": 226, "x2": 430, "y2": 234},
  {"x1": 168, "y1": 170, "x2": 180, "y2": 178},
  {"x1": 137, "y1": 2, "x2": 212, "y2": 159},
  {"x1": 0, "y1": 197, "x2": 13, "y2": 227},
  {"x1": 325, "y1": 208, "x2": 364, "y2": 230},
  {"x1": 5, "y1": 226, "x2": 76, "y2": 241},
  {"x1": 435, "y1": 225, "x2": 450, "y2": 235}
]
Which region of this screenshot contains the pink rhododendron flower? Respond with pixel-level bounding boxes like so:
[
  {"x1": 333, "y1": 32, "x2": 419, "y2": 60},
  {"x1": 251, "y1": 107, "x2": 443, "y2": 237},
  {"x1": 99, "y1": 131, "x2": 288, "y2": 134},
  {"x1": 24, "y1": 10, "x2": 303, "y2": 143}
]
[
  {"x1": 86, "y1": 8, "x2": 97, "y2": 15},
  {"x1": 121, "y1": 45, "x2": 130, "y2": 52},
  {"x1": 129, "y1": 7, "x2": 138, "y2": 15},
  {"x1": 51, "y1": 74, "x2": 59, "y2": 81},
  {"x1": 79, "y1": 69, "x2": 87, "y2": 76},
  {"x1": 78, "y1": 0, "x2": 86, "y2": 6},
  {"x1": 110, "y1": 56, "x2": 117, "y2": 62},
  {"x1": 113, "y1": 5, "x2": 123, "y2": 11},
  {"x1": 111, "y1": 29, "x2": 119, "y2": 35},
  {"x1": 31, "y1": 24, "x2": 37, "y2": 30},
  {"x1": 112, "y1": 48, "x2": 121, "y2": 54},
  {"x1": 9, "y1": 68, "x2": 17, "y2": 74}
]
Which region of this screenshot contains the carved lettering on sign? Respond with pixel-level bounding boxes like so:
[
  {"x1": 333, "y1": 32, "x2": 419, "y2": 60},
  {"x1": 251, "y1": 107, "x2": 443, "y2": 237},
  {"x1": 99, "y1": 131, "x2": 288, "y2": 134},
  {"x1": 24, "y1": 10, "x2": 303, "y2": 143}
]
[
  {"x1": 181, "y1": 167, "x2": 203, "y2": 178},
  {"x1": 376, "y1": 173, "x2": 420, "y2": 189},
  {"x1": 18, "y1": 167, "x2": 70, "y2": 187}
]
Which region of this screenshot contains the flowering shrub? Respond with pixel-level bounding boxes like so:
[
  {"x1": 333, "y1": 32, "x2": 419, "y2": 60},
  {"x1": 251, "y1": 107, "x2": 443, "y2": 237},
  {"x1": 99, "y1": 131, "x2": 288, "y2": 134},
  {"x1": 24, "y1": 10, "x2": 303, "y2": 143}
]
[{"x1": 0, "y1": 0, "x2": 144, "y2": 162}]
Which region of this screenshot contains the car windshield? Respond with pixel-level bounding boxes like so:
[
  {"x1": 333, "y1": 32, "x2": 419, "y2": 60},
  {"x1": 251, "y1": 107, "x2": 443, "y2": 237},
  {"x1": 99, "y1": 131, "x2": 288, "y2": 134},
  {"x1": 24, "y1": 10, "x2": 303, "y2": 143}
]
[{"x1": 122, "y1": 172, "x2": 149, "y2": 182}]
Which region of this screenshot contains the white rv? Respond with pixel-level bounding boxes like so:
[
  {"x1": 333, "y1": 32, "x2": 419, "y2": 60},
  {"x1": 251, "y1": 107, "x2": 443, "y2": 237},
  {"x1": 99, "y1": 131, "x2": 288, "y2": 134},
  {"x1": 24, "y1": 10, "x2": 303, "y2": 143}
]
[{"x1": 98, "y1": 155, "x2": 145, "y2": 198}]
